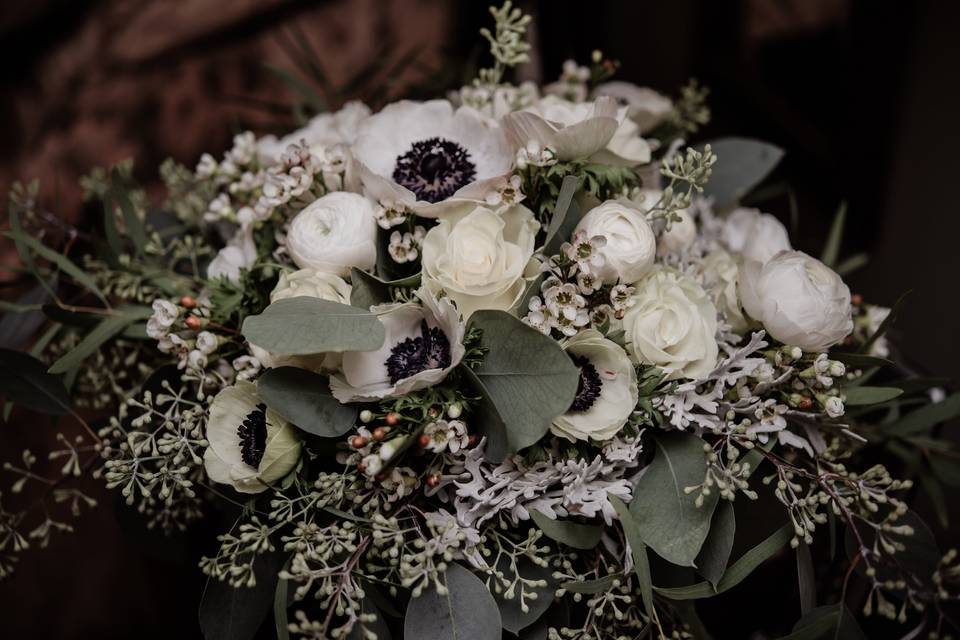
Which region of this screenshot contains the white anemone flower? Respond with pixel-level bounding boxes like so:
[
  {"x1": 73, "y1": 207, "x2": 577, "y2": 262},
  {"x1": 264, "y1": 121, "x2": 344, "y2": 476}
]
[
  {"x1": 350, "y1": 99, "x2": 514, "y2": 217},
  {"x1": 551, "y1": 329, "x2": 638, "y2": 443},
  {"x1": 592, "y1": 82, "x2": 673, "y2": 134},
  {"x1": 503, "y1": 95, "x2": 650, "y2": 164},
  {"x1": 257, "y1": 101, "x2": 371, "y2": 163},
  {"x1": 329, "y1": 290, "x2": 466, "y2": 403},
  {"x1": 203, "y1": 381, "x2": 302, "y2": 494}
]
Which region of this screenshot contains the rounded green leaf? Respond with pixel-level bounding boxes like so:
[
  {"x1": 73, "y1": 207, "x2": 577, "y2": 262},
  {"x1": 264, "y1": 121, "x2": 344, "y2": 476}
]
[
  {"x1": 530, "y1": 510, "x2": 602, "y2": 550},
  {"x1": 404, "y1": 563, "x2": 501, "y2": 640},
  {"x1": 257, "y1": 367, "x2": 357, "y2": 437},
  {"x1": 241, "y1": 297, "x2": 385, "y2": 355}
]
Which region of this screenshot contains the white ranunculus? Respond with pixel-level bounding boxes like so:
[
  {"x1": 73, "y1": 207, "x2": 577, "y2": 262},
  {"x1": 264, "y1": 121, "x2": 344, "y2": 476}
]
[
  {"x1": 592, "y1": 82, "x2": 673, "y2": 133},
  {"x1": 721, "y1": 208, "x2": 791, "y2": 264},
  {"x1": 351, "y1": 100, "x2": 514, "y2": 217},
  {"x1": 657, "y1": 208, "x2": 697, "y2": 255},
  {"x1": 257, "y1": 101, "x2": 371, "y2": 163},
  {"x1": 739, "y1": 251, "x2": 853, "y2": 352},
  {"x1": 574, "y1": 200, "x2": 656, "y2": 284},
  {"x1": 208, "y1": 225, "x2": 257, "y2": 284},
  {"x1": 203, "y1": 381, "x2": 302, "y2": 494},
  {"x1": 698, "y1": 249, "x2": 748, "y2": 332},
  {"x1": 330, "y1": 290, "x2": 466, "y2": 402},
  {"x1": 286, "y1": 191, "x2": 377, "y2": 277},
  {"x1": 503, "y1": 95, "x2": 650, "y2": 164},
  {"x1": 421, "y1": 203, "x2": 539, "y2": 318},
  {"x1": 623, "y1": 267, "x2": 719, "y2": 380},
  {"x1": 551, "y1": 330, "x2": 638, "y2": 443},
  {"x1": 270, "y1": 268, "x2": 352, "y2": 304}
]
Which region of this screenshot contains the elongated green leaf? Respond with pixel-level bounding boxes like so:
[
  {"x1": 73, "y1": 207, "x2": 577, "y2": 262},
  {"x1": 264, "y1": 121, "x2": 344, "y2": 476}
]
[
  {"x1": 778, "y1": 604, "x2": 865, "y2": 640},
  {"x1": 403, "y1": 563, "x2": 500, "y2": 640},
  {"x1": 542, "y1": 175, "x2": 581, "y2": 257},
  {"x1": 467, "y1": 310, "x2": 579, "y2": 455},
  {"x1": 611, "y1": 496, "x2": 654, "y2": 617},
  {"x1": 699, "y1": 138, "x2": 784, "y2": 210},
  {"x1": 796, "y1": 541, "x2": 816, "y2": 616},
  {"x1": 5, "y1": 230, "x2": 108, "y2": 304},
  {"x1": 262, "y1": 62, "x2": 326, "y2": 112},
  {"x1": 820, "y1": 201, "x2": 847, "y2": 268},
  {"x1": 48, "y1": 306, "x2": 151, "y2": 374},
  {"x1": 273, "y1": 573, "x2": 290, "y2": 640},
  {"x1": 695, "y1": 500, "x2": 736, "y2": 588},
  {"x1": 655, "y1": 524, "x2": 792, "y2": 600},
  {"x1": 348, "y1": 597, "x2": 392, "y2": 640},
  {"x1": 459, "y1": 365, "x2": 509, "y2": 462},
  {"x1": 882, "y1": 393, "x2": 960, "y2": 437},
  {"x1": 629, "y1": 432, "x2": 718, "y2": 567},
  {"x1": 828, "y1": 352, "x2": 892, "y2": 369},
  {"x1": 0, "y1": 301, "x2": 42, "y2": 313},
  {"x1": 241, "y1": 297, "x2": 385, "y2": 355},
  {"x1": 530, "y1": 510, "x2": 602, "y2": 550},
  {"x1": 258, "y1": 367, "x2": 357, "y2": 437},
  {"x1": 560, "y1": 574, "x2": 621, "y2": 594},
  {"x1": 0, "y1": 348, "x2": 71, "y2": 415},
  {"x1": 109, "y1": 176, "x2": 149, "y2": 254},
  {"x1": 835, "y1": 252, "x2": 869, "y2": 276},
  {"x1": 891, "y1": 377, "x2": 951, "y2": 395},
  {"x1": 842, "y1": 386, "x2": 903, "y2": 406},
  {"x1": 859, "y1": 291, "x2": 909, "y2": 354},
  {"x1": 199, "y1": 550, "x2": 287, "y2": 640}
]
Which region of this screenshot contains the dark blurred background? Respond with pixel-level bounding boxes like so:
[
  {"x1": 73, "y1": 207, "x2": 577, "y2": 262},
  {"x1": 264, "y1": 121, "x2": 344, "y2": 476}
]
[{"x1": 1, "y1": 0, "x2": 959, "y2": 637}]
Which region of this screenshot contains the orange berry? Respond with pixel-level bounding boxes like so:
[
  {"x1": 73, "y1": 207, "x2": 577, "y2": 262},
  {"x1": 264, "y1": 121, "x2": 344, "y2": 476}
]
[
  {"x1": 185, "y1": 316, "x2": 202, "y2": 330},
  {"x1": 385, "y1": 412, "x2": 400, "y2": 426},
  {"x1": 350, "y1": 436, "x2": 368, "y2": 449},
  {"x1": 426, "y1": 474, "x2": 441, "y2": 488},
  {"x1": 180, "y1": 295, "x2": 198, "y2": 309},
  {"x1": 372, "y1": 427, "x2": 387, "y2": 441}
]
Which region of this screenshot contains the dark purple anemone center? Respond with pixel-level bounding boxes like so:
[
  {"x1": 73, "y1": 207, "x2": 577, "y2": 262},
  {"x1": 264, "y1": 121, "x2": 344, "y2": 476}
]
[
  {"x1": 569, "y1": 355, "x2": 603, "y2": 412},
  {"x1": 238, "y1": 403, "x2": 268, "y2": 468},
  {"x1": 385, "y1": 320, "x2": 452, "y2": 384},
  {"x1": 393, "y1": 137, "x2": 476, "y2": 203}
]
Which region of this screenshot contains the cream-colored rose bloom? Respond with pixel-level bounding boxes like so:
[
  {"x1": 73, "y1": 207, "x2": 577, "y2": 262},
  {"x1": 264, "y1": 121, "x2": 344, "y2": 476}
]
[
  {"x1": 739, "y1": 251, "x2": 853, "y2": 352},
  {"x1": 574, "y1": 200, "x2": 656, "y2": 284},
  {"x1": 551, "y1": 330, "x2": 638, "y2": 443},
  {"x1": 270, "y1": 268, "x2": 352, "y2": 304},
  {"x1": 203, "y1": 381, "x2": 301, "y2": 494},
  {"x1": 698, "y1": 249, "x2": 748, "y2": 332},
  {"x1": 623, "y1": 267, "x2": 719, "y2": 380},
  {"x1": 286, "y1": 192, "x2": 378, "y2": 277},
  {"x1": 421, "y1": 203, "x2": 539, "y2": 318}
]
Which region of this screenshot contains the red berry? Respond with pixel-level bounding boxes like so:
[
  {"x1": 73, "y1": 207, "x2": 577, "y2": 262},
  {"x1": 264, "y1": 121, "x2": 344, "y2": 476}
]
[
  {"x1": 385, "y1": 412, "x2": 400, "y2": 426},
  {"x1": 426, "y1": 474, "x2": 441, "y2": 488},
  {"x1": 351, "y1": 436, "x2": 368, "y2": 449},
  {"x1": 468, "y1": 435, "x2": 479, "y2": 447},
  {"x1": 799, "y1": 397, "x2": 814, "y2": 410},
  {"x1": 180, "y1": 295, "x2": 198, "y2": 309},
  {"x1": 185, "y1": 316, "x2": 202, "y2": 330},
  {"x1": 372, "y1": 427, "x2": 387, "y2": 441},
  {"x1": 418, "y1": 434, "x2": 431, "y2": 448}
]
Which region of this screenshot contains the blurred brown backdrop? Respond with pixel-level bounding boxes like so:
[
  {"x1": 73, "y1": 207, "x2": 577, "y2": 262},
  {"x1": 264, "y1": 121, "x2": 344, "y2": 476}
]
[{"x1": 1, "y1": 0, "x2": 959, "y2": 638}]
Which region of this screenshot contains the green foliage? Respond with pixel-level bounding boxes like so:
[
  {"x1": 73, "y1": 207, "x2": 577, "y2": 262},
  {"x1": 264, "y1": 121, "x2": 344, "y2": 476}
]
[
  {"x1": 628, "y1": 431, "x2": 718, "y2": 567},
  {"x1": 695, "y1": 500, "x2": 736, "y2": 588},
  {"x1": 0, "y1": 348, "x2": 72, "y2": 416},
  {"x1": 241, "y1": 297, "x2": 386, "y2": 355},
  {"x1": 465, "y1": 310, "x2": 579, "y2": 460},
  {"x1": 698, "y1": 137, "x2": 784, "y2": 211},
  {"x1": 530, "y1": 510, "x2": 602, "y2": 550},
  {"x1": 199, "y1": 550, "x2": 288, "y2": 640},
  {"x1": 404, "y1": 564, "x2": 501, "y2": 640},
  {"x1": 257, "y1": 367, "x2": 358, "y2": 438}
]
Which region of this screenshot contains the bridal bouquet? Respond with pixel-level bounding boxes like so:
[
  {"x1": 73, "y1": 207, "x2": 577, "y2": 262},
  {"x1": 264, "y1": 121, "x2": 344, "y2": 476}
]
[{"x1": 3, "y1": 4, "x2": 960, "y2": 639}]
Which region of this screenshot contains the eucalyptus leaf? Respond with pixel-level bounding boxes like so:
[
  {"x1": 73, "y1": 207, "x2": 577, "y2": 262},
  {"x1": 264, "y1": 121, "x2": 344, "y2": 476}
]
[
  {"x1": 241, "y1": 297, "x2": 385, "y2": 355},
  {"x1": 842, "y1": 386, "x2": 903, "y2": 406},
  {"x1": 109, "y1": 177, "x2": 150, "y2": 255},
  {"x1": 257, "y1": 367, "x2": 357, "y2": 437},
  {"x1": 654, "y1": 523, "x2": 792, "y2": 600},
  {"x1": 560, "y1": 574, "x2": 622, "y2": 594},
  {"x1": 516, "y1": 599, "x2": 569, "y2": 640},
  {"x1": 882, "y1": 393, "x2": 960, "y2": 437},
  {"x1": 459, "y1": 365, "x2": 509, "y2": 462},
  {"x1": 467, "y1": 310, "x2": 579, "y2": 455},
  {"x1": 828, "y1": 352, "x2": 893, "y2": 369},
  {"x1": 778, "y1": 604, "x2": 865, "y2": 640},
  {"x1": 199, "y1": 550, "x2": 287, "y2": 640},
  {"x1": 6, "y1": 230, "x2": 109, "y2": 305},
  {"x1": 0, "y1": 348, "x2": 71, "y2": 415},
  {"x1": 611, "y1": 496, "x2": 654, "y2": 617},
  {"x1": 860, "y1": 291, "x2": 909, "y2": 354},
  {"x1": 273, "y1": 572, "x2": 290, "y2": 640},
  {"x1": 349, "y1": 597, "x2": 392, "y2": 640},
  {"x1": 629, "y1": 432, "x2": 719, "y2": 567},
  {"x1": 820, "y1": 201, "x2": 846, "y2": 268},
  {"x1": 350, "y1": 267, "x2": 421, "y2": 310},
  {"x1": 796, "y1": 541, "x2": 816, "y2": 616},
  {"x1": 695, "y1": 500, "x2": 735, "y2": 588},
  {"x1": 48, "y1": 306, "x2": 152, "y2": 374},
  {"x1": 835, "y1": 252, "x2": 869, "y2": 276},
  {"x1": 542, "y1": 175, "x2": 581, "y2": 257},
  {"x1": 495, "y1": 555, "x2": 555, "y2": 634},
  {"x1": 699, "y1": 138, "x2": 784, "y2": 210},
  {"x1": 530, "y1": 510, "x2": 602, "y2": 550},
  {"x1": 403, "y1": 563, "x2": 500, "y2": 640}
]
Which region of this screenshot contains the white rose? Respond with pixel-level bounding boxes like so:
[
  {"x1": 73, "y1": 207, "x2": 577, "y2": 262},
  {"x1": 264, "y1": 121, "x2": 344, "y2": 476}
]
[
  {"x1": 203, "y1": 381, "x2": 302, "y2": 494},
  {"x1": 722, "y1": 208, "x2": 791, "y2": 264},
  {"x1": 592, "y1": 82, "x2": 673, "y2": 133},
  {"x1": 657, "y1": 208, "x2": 697, "y2": 255},
  {"x1": 739, "y1": 251, "x2": 853, "y2": 352},
  {"x1": 574, "y1": 200, "x2": 656, "y2": 284},
  {"x1": 270, "y1": 268, "x2": 352, "y2": 304},
  {"x1": 286, "y1": 192, "x2": 377, "y2": 277},
  {"x1": 623, "y1": 267, "x2": 719, "y2": 380},
  {"x1": 421, "y1": 203, "x2": 539, "y2": 318},
  {"x1": 698, "y1": 249, "x2": 748, "y2": 332},
  {"x1": 551, "y1": 330, "x2": 638, "y2": 443}
]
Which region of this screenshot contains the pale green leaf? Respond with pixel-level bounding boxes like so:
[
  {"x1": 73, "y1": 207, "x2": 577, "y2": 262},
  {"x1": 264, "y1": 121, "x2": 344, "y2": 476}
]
[
  {"x1": 842, "y1": 386, "x2": 903, "y2": 406},
  {"x1": 820, "y1": 201, "x2": 846, "y2": 268},
  {"x1": 695, "y1": 500, "x2": 735, "y2": 588},
  {"x1": 241, "y1": 297, "x2": 385, "y2": 355},
  {"x1": 0, "y1": 348, "x2": 71, "y2": 415},
  {"x1": 542, "y1": 175, "x2": 581, "y2": 257},
  {"x1": 611, "y1": 496, "x2": 654, "y2": 618},
  {"x1": 48, "y1": 306, "x2": 152, "y2": 374},
  {"x1": 403, "y1": 563, "x2": 500, "y2": 640},
  {"x1": 530, "y1": 510, "x2": 602, "y2": 550},
  {"x1": 699, "y1": 137, "x2": 784, "y2": 210},
  {"x1": 257, "y1": 367, "x2": 357, "y2": 438},
  {"x1": 5, "y1": 230, "x2": 108, "y2": 304}
]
